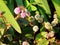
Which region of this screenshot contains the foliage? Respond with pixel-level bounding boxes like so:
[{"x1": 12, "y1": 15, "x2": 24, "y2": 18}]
[{"x1": 0, "y1": 0, "x2": 60, "y2": 45}]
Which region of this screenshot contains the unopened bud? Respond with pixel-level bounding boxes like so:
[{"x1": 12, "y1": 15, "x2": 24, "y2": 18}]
[
  {"x1": 33, "y1": 25, "x2": 39, "y2": 32},
  {"x1": 22, "y1": 41, "x2": 29, "y2": 45},
  {"x1": 53, "y1": 14, "x2": 57, "y2": 19},
  {"x1": 38, "y1": 17, "x2": 43, "y2": 23},
  {"x1": 35, "y1": 14, "x2": 40, "y2": 20},
  {"x1": 44, "y1": 22, "x2": 52, "y2": 30}
]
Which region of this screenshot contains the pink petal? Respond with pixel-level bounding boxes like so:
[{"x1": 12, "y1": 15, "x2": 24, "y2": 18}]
[
  {"x1": 21, "y1": 12, "x2": 26, "y2": 18},
  {"x1": 14, "y1": 7, "x2": 20, "y2": 14}
]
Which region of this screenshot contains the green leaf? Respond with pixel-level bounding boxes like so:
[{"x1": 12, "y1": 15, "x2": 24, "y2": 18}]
[
  {"x1": 35, "y1": 0, "x2": 51, "y2": 17},
  {"x1": 7, "y1": 34, "x2": 13, "y2": 41},
  {"x1": 0, "y1": 18, "x2": 6, "y2": 29},
  {"x1": 6, "y1": 27, "x2": 14, "y2": 36},
  {"x1": 24, "y1": 0, "x2": 37, "y2": 11},
  {"x1": 28, "y1": 5, "x2": 37, "y2": 11},
  {"x1": 48, "y1": 37, "x2": 55, "y2": 42},
  {"x1": 0, "y1": 0, "x2": 21, "y2": 33},
  {"x1": 38, "y1": 7, "x2": 48, "y2": 21},
  {"x1": 22, "y1": 27, "x2": 33, "y2": 35},
  {"x1": 25, "y1": 34, "x2": 33, "y2": 39},
  {"x1": 7, "y1": 0, "x2": 14, "y2": 15},
  {"x1": 35, "y1": 33, "x2": 43, "y2": 41},
  {"x1": 15, "y1": 0, "x2": 23, "y2": 6},
  {"x1": 41, "y1": 31, "x2": 48, "y2": 38},
  {"x1": 24, "y1": 0, "x2": 30, "y2": 7},
  {"x1": 52, "y1": 0, "x2": 60, "y2": 22},
  {"x1": 0, "y1": 29, "x2": 5, "y2": 38},
  {"x1": 37, "y1": 38, "x2": 49, "y2": 45},
  {"x1": 30, "y1": 0, "x2": 34, "y2": 4}
]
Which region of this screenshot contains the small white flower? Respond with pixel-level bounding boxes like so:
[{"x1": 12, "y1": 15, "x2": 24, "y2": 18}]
[
  {"x1": 44, "y1": 22, "x2": 52, "y2": 30},
  {"x1": 22, "y1": 41, "x2": 29, "y2": 45},
  {"x1": 51, "y1": 18, "x2": 58, "y2": 26},
  {"x1": 53, "y1": 18, "x2": 58, "y2": 24},
  {"x1": 53, "y1": 14, "x2": 57, "y2": 19},
  {"x1": 51, "y1": 21, "x2": 56, "y2": 26},
  {"x1": 33, "y1": 25, "x2": 39, "y2": 32},
  {"x1": 35, "y1": 14, "x2": 40, "y2": 20}
]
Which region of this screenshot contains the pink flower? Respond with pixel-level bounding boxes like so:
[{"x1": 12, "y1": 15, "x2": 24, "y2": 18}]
[
  {"x1": 21, "y1": 12, "x2": 26, "y2": 18},
  {"x1": 14, "y1": 7, "x2": 20, "y2": 14}
]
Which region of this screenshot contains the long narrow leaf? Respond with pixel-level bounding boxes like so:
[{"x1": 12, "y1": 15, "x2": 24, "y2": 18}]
[
  {"x1": 7, "y1": 0, "x2": 14, "y2": 15},
  {"x1": 15, "y1": 0, "x2": 23, "y2": 6},
  {"x1": 52, "y1": 0, "x2": 60, "y2": 22},
  {"x1": 0, "y1": 0, "x2": 21, "y2": 33},
  {"x1": 35, "y1": 0, "x2": 51, "y2": 17}
]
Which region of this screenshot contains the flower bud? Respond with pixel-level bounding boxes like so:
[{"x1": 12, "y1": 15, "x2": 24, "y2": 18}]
[
  {"x1": 46, "y1": 31, "x2": 54, "y2": 38},
  {"x1": 49, "y1": 31, "x2": 54, "y2": 37},
  {"x1": 21, "y1": 12, "x2": 26, "y2": 18},
  {"x1": 53, "y1": 18, "x2": 58, "y2": 24},
  {"x1": 51, "y1": 18, "x2": 58, "y2": 26},
  {"x1": 38, "y1": 17, "x2": 43, "y2": 23},
  {"x1": 22, "y1": 41, "x2": 29, "y2": 45},
  {"x1": 14, "y1": 7, "x2": 20, "y2": 14},
  {"x1": 44, "y1": 22, "x2": 52, "y2": 30},
  {"x1": 53, "y1": 14, "x2": 57, "y2": 19},
  {"x1": 28, "y1": 16, "x2": 35, "y2": 22},
  {"x1": 33, "y1": 25, "x2": 39, "y2": 32},
  {"x1": 51, "y1": 21, "x2": 56, "y2": 26},
  {"x1": 35, "y1": 14, "x2": 40, "y2": 20}
]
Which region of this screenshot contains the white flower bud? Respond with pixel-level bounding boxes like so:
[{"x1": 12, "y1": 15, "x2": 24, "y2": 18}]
[
  {"x1": 53, "y1": 18, "x2": 58, "y2": 24},
  {"x1": 53, "y1": 14, "x2": 57, "y2": 19},
  {"x1": 49, "y1": 31, "x2": 54, "y2": 37},
  {"x1": 35, "y1": 14, "x2": 40, "y2": 20},
  {"x1": 51, "y1": 21, "x2": 56, "y2": 26},
  {"x1": 44, "y1": 22, "x2": 52, "y2": 30},
  {"x1": 51, "y1": 18, "x2": 58, "y2": 26},
  {"x1": 38, "y1": 17, "x2": 43, "y2": 23},
  {"x1": 22, "y1": 41, "x2": 29, "y2": 45},
  {"x1": 33, "y1": 25, "x2": 39, "y2": 32}
]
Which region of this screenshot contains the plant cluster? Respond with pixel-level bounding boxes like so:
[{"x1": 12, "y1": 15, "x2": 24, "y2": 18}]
[{"x1": 0, "y1": 0, "x2": 60, "y2": 45}]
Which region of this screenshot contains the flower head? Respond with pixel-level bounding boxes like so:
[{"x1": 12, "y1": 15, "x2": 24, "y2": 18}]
[
  {"x1": 38, "y1": 17, "x2": 43, "y2": 23},
  {"x1": 51, "y1": 18, "x2": 58, "y2": 26},
  {"x1": 46, "y1": 31, "x2": 54, "y2": 38},
  {"x1": 53, "y1": 14, "x2": 57, "y2": 19},
  {"x1": 49, "y1": 31, "x2": 54, "y2": 37},
  {"x1": 14, "y1": 7, "x2": 20, "y2": 14},
  {"x1": 33, "y1": 25, "x2": 39, "y2": 32},
  {"x1": 44, "y1": 22, "x2": 52, "y2": 30},
  {"x1": 22, "y1": 41, "x2": 29, "y2": 45},
  {"x1": 35, "y1": 14, "x2": 40, "y2": 20}
]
